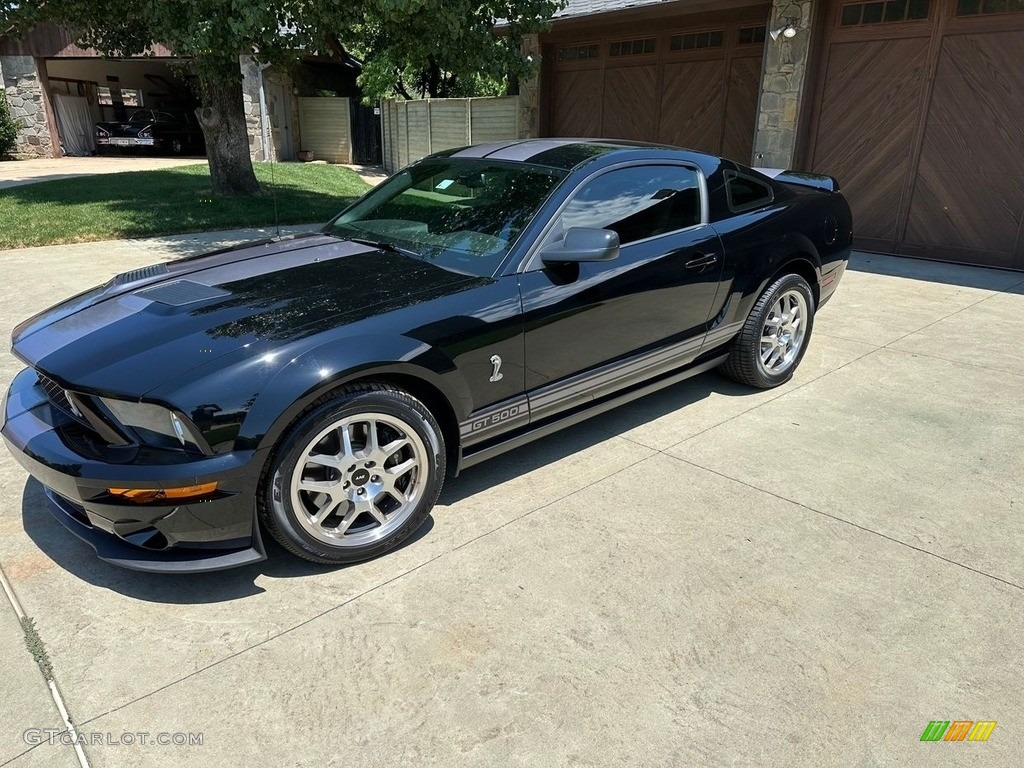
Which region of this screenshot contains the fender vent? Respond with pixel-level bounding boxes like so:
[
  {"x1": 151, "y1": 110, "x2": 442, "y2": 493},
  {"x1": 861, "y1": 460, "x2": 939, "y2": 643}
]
[{"x1": 134, "y1": 280, "x2": 230, "y2": 306}]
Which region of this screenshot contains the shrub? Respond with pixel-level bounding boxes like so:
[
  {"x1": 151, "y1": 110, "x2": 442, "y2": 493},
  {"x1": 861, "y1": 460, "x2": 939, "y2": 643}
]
[{"x1": 0, "y1": 90, "x2": 21, "y2": 159}]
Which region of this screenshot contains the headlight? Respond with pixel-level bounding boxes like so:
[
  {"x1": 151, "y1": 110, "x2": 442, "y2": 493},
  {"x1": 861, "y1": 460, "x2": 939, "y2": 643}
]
[
  {"x1": 138, "y1": 127, "x2": 152, "y2": 138},
  {"x1": 99, "y1": 398, "x2": 207, "y2": 453}
]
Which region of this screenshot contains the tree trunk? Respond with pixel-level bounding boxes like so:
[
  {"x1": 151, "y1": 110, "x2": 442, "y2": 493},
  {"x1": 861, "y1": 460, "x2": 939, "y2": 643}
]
[
  {"x1": 196, "y1": 76, "x2": 260, "y2": 197},
  {"x1": 506, "y1": 72, "x2": 520, "y2": 96},
  {"x1": 425, "y1": 57, "x2": 442, "y2": 98}
]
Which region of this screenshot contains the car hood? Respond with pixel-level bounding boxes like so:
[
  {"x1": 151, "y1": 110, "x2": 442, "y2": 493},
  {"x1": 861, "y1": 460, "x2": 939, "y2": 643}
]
[
  {"x1": 96, "y1": 121, "x2": 150, "y2": 136},
  {"x1": 12, "y1": 234, "x2": 482, "y2": 397}
]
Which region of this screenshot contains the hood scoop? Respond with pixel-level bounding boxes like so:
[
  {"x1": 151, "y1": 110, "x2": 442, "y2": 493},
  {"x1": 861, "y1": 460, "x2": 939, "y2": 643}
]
[
  {"x1": 115, "y1": 263, "x2": 169, "y2": 285},
  {"x1": 134, "y1": 279, "x2": 230, "y2": 306}
]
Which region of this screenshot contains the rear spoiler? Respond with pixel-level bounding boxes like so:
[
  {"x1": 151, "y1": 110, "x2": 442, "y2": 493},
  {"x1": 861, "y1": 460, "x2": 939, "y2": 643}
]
[{"x1": 754, "y1": 168, "x2": 840, "y2": 193}]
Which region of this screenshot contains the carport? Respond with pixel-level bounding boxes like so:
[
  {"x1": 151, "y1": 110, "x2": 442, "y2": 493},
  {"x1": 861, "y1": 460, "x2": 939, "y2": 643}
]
[
  {"x1": 43, "y1": 58, "x2": 199, "y2": 157},
  {"x1": 0, "y1": 24, "x2": 193, "y2": 159}
]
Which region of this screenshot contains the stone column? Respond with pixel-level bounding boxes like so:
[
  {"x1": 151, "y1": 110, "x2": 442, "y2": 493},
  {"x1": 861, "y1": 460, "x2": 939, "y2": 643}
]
[
  {"x1": 518, "y1": 33, "x2": 541, "y2": 139},
  {"x1": 239, "y1": 55, "x2": 268, "y2": 162},
  {"x1": 0, "y1": 55, "x2": 54, "y2": 158},
  {"x1": 751, "y1": 0, "x2": 815, "y2": 169}
]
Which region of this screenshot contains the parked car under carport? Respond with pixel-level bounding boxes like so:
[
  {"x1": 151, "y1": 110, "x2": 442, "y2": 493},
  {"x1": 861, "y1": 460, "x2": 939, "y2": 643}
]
[{"x1": 95, "y1": 109, "x2": 205, "y2": 156}]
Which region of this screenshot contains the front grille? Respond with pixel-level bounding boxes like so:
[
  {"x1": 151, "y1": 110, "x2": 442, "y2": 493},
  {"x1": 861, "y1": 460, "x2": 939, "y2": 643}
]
[
  {"x1": 36, "y1": 371, "x2": 132, "y2": 447},
  {"x1": 37, "y1": 372, "x2": 78, "y2": 417}
]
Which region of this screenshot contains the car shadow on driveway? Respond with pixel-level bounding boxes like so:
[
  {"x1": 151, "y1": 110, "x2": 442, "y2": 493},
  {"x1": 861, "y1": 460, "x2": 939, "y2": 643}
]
[
  {"x1": 18, "y1": 370, "x2": 750, "y2": 603},
  {"x1": 440, "y1": 370, "x2": 750, "y2": 505},
  {"x1": 18, "y1": 477, "x2": 434, "y2": 603}
]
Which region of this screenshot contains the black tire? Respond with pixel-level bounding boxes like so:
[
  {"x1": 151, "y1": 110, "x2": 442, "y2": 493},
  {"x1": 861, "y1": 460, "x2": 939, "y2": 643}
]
[
  {"x1": 259, "y1": 383, "x2": 446, "y2": 565},
  {"x1": 719, "y1": 273, "x2": 816, "y2": 389}
]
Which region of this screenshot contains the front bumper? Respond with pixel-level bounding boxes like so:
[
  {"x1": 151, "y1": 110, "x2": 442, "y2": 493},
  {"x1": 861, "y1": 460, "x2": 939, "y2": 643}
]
[
  {"x1": 2, "y1": 367, "x2": 267, "y2": 573},
  {"x1": 96, "y1": 137, "x2": 155, "y2": 147}
]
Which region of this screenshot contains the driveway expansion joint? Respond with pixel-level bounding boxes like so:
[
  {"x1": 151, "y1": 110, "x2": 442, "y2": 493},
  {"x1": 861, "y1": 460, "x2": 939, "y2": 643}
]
[
  {"x1": 665, "y1": 454, "x2": 1024, "y2": 594},
  {"x1": 77, "y1": 453, "x2": 653, "y2": 728},
  {"x1": 0, "y1": 563, "x2": 90, "y2": 768}
]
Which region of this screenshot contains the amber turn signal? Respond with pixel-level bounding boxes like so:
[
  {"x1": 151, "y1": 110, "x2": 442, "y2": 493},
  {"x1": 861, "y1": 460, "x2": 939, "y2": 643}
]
[{"x1": 107, "y1": 482, "x2": 218, "y2": 503}]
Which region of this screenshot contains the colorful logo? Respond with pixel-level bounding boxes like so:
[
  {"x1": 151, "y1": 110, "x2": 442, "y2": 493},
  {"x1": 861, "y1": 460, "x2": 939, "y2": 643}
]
[{"x1": 920, "y1": 721, "x2": 997, "y2": 742}]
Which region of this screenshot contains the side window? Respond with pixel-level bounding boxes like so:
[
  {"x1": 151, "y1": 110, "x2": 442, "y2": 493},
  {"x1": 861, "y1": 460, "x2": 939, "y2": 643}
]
[
  {"x1": 546, "y1": 165, "x2": 703, "y2": 248},
  {"x1": 725, "y1": 170, "x2": 774, "y2": 213}
]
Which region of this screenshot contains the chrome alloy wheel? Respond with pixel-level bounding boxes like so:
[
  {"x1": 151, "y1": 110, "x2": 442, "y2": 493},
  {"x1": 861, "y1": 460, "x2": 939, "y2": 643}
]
[
  {"x1": 759, "y1": 289, "x2": 809, "y2": 375},
  {"x1": 289, "y1": 412, "x2": 428, "y2": 547}
]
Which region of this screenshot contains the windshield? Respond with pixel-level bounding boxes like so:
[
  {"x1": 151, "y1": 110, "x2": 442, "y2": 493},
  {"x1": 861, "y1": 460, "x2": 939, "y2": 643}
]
[
  {"x1": 326, "y1": 158, "x2": 567, "y2": 277},
  {"x1": 128, "y1": 110, "x2": 177, "y2": 124}
]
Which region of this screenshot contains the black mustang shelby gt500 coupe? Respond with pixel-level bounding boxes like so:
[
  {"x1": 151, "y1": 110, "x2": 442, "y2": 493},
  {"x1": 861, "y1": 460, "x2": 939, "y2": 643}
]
[{"x1": 2, "y1": 140, "x2": 851, "y2": 572}]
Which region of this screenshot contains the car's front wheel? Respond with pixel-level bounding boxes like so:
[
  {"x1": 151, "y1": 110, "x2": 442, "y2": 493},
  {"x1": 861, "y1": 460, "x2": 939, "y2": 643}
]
[
  {"x1": 260, "y1": 383, "x2": 445, "y2": 564},
  {"x1": 719, "y1": 273, "x2": 815, "y2": 389}
]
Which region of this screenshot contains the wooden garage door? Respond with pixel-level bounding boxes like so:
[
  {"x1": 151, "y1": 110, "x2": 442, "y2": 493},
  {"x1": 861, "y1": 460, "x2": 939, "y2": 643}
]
[
  {"x1": 807, "y1": 0, "x2": 1024, "y2": 269},
  {"x1": 544, "y1": 6, "x2": 769, "y2": 163},
  {"x1": 902, "y1": 30, "x2": 1024, "y2": 266}
]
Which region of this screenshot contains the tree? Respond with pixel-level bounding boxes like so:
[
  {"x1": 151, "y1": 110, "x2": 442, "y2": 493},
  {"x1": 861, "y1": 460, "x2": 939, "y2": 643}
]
[
  {"x1": 0, "y1": 0, "x2": 562, "y2": 192},
  {"x1": 352, "y1": 0, "x2": 563, "y2": 102}
]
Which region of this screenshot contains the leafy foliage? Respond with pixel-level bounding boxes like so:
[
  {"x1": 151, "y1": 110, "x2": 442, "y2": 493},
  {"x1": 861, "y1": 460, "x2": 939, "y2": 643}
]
[
  {"x1": 1, "y1": 1, "x2": 321, "y2": 84},
  {"x1": 0, "y1": 1, "x2": 363, "y2": 195},
  {"x1": 0, "y1": 0, "x2": 563, "y2": 190},
  {"x1": 0, "y1": 89, "x2": 21, "y2": 158},
  {"x1": 351, "y1": 0, "x2": 564, "y2": 101}
]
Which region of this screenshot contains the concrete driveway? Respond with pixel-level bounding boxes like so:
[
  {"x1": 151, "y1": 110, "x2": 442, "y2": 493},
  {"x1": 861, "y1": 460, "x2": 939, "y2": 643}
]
[{"x1": 0, "y1": 236, "x2": 1021, "y2": 767}]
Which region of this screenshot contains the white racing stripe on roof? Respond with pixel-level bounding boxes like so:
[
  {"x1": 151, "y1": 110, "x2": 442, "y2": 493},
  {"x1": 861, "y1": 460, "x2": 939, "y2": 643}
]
[
  {"x1": 449, "y1": 141, "x2": 523, "y2": 158},
  {"x1": 482, "y1": 139, "x2": 581, "y2": 162}
]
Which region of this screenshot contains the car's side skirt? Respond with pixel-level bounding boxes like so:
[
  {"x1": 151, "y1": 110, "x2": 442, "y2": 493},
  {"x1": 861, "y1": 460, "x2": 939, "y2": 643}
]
[
  {"x1": 527, "y1": 334, "x2": 707, "y2": 425},
  {"x1": 459, "y1": 395, "x2": 531, "y2": 447},
  {"x1": 457, "y1": 352, "x2": 729, "y2": 473},
  {"x1": 459, "y1": 332, "x2": 708, "y2": 452}
]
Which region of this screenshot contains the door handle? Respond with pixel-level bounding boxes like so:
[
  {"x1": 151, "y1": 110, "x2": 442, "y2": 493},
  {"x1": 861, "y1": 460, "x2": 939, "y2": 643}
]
[{"x1": 685, "y1": 253, "x2": 719, "y2": 270}]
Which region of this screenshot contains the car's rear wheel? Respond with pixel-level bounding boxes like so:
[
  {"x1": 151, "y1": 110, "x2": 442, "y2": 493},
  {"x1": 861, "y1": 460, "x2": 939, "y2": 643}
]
[
  {"x1": 719, "y1": 273, "x2": 815, "y2": 389},
  {"x1": 260, "y1": 384, "x2": 445, "y2": 564}
]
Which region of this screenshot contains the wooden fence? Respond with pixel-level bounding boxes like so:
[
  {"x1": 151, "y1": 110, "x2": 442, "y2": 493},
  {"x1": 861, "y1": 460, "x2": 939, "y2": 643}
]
[{"x1": 380, "y1": 96, "x2": 521, "y2": 173}]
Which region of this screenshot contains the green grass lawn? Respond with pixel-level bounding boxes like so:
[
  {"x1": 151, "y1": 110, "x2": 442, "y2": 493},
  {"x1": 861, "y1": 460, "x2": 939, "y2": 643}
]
[{"x1": 0, "y1": 163, "x2": 371, "y2": 249}]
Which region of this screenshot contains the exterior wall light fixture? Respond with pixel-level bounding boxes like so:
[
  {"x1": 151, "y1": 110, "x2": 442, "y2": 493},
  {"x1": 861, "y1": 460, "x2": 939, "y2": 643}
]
[{"x1": 769, "y1": 19, "x2": 799, "y2": 41}]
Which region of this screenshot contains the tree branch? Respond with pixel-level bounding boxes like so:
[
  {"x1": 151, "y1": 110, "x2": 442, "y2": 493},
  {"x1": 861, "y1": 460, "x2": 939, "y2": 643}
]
[{"x1": 393, "y1": 72, "x2": 412, "y2": 100}]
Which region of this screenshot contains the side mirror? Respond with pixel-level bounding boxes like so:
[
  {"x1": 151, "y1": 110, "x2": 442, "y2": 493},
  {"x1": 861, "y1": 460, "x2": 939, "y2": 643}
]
[{"x1": 539, "y1": 227, "x2": 620, "y2": 265}]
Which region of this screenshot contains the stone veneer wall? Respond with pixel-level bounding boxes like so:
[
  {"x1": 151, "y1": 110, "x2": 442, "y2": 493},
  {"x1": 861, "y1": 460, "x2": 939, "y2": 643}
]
[
  {"x1": 240, "y1": 55, "x2": 298, "y2": 162},
  {"x1": 751, "y1": 0, "x2": 815, "y2": 169},
  {"x1": 240, "y1": 56, "x2": 268, "y2": 162},
  {"x1": 0, "y1": 55, "x2": 53, "y2": 158}
]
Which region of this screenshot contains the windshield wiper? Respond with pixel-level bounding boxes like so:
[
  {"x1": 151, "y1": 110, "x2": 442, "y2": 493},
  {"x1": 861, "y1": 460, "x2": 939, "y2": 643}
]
[{"x1": 338, "y1": 235, "x2": 422, "y2": 261}]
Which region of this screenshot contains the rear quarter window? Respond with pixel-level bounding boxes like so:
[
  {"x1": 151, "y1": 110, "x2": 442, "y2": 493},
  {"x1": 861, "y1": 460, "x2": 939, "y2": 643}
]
[{"x1": 724, "y1": 170, "x2": 774, "y2": 213}]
